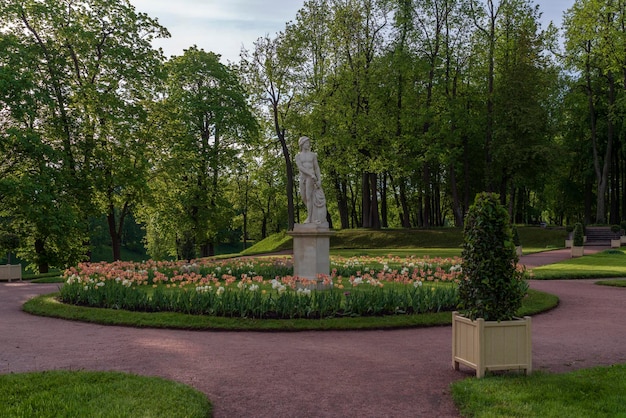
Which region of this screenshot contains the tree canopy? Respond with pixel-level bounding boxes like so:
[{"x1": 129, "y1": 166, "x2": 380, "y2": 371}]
[{"x1": 2, "y1": 0, "x2": 625, "y2": 271}]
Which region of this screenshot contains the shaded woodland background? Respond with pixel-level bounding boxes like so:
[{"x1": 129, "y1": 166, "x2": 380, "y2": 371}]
[{"x1": 1, "y1": 0, "x2": 625, "y2": 271}]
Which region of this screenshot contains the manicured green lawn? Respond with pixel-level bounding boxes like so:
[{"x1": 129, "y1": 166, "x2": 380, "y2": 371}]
[
  {"x1": 331, "y1": 248, "x2": 462, "y2": 258},
  {"x1": 521, "y1": 246, "x2": 561, "y2": 255},
  {"x1": 531, "y1": 249, "x2": 626, "y2": 279},
  {"x1": 451, "y1": 365, "x2": 626, "y2": 418},
  {"x1": 0, "y1": 370, "x2": 211, "y2": 418},
  {"x1": 596, "y1": 279, "x2": 626, "y2": 287}
]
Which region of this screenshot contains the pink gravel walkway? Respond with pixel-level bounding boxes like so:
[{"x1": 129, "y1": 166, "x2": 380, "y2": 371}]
[{"x1": 1, "y1": 248, "x2": 625, "y2": 417}]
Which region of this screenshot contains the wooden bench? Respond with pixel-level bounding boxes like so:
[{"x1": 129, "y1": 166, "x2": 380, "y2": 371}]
[{"x1": 0, "y1": 265, "x2": 22, "y2": 282}]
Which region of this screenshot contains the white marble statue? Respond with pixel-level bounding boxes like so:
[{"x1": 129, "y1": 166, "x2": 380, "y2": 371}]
[{"x1": 295, "y1": 136, "x2": 327, "y2": 225}]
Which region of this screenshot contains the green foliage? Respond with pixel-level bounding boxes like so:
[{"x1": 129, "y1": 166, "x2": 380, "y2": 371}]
[
  {"x1": 0, "y1": 0, "x2": 169, "y2": 270},
  {"x1": 3, "y1": 0, "x2": 624, "y2": 272},
  {"x1": 58, "y1": 280, "x2": 459, "y2": 319},
  {"x1": 563, "y1": 0, "x2": 626, "y2": 225},
  {"x1": 451, "y1": 365, "x2": 626, "y2": 418},
  {"x1": 26, "y1": 288, "x2": 555, "y2": 331},
  {"x1": 138, "y1": 47, "x2": 258, "y2": 260},
  {"x1": 458, "y1": 192, "x2": 528, "y2": 321},
  {"x1": 512, "y1": 225, "x2": 521, "y2": 246},
  {"x1": 573, "y1": 222, "x2": 584, "y2": 247},
  {"x1": 0, "y1": 231, "x2": 19, "y2": 263},
  {"x1": 610, "y1": 224, "x2": 621, "y2": 234},
  {"x1": 0, "y1": 371, "x2": 211, "y2": 418}
]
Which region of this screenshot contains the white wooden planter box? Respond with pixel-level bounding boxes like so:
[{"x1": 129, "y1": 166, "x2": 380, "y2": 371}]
[
  {"x1": 571, "y1": 246, "x2": 584, "y2": 257},
  {"x1": 621, "y1": 235, "x2": 626, "y2": 245},
  {"x1": 515, "y1": 246, "x2": 523, "y2": 257},
  {"x1": 611, "y1": 239, "x2": 622, "y2": 248},
  {"x1": 0, "y1": 264, "x2": 22, "y2": 282},
  {"x1": 452, "y1": 312, "x2": 532, "y2": 378},
  {"x1": 565, "y1": 239, "x2": 573, "y2": 248}
]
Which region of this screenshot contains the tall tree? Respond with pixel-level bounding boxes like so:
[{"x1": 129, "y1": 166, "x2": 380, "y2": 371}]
[
  {"x1": 240, "y1": 33, "x2": 300, "y2": 230},
  {"x1": 492, "y1": 0, "x2": 556, "y2": 216},
  {"x1": 471, "y1": 0, "x2": 506, "y2": 192},
  {"x1": 0, "y1": 0, "x2": 169, "y2": 265},
  {"x1": 564, "y1": 0, "x2": 626, "y2": 223},
  {"x1": 142, "y1": 47, "x2": 258, "y2": 259}
]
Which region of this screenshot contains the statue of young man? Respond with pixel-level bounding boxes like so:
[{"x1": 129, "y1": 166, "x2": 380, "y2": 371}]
[{"x1": 295, "y1": 136, "x2": 327, "y2": 225}]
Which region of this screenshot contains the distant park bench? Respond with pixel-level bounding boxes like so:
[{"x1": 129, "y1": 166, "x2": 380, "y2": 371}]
[{"x1": 0, "y1": 265, "x2": 22, "y2": 282}]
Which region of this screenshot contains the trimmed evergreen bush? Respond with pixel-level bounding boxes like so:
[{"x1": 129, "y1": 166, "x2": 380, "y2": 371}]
[
  {"x1": 573, "y1": 223, "x2": 584, "y2": 247},
  {"x1": 458, "y1": 192, "x2": 528, "y2": 321},
  {"x1": 512, "y1": 225, "x2": 521, "y2": 247}
]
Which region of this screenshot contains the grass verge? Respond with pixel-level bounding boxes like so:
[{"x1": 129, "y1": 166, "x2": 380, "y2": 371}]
[
  {"x1": 451, "y1": 364, "x2": 626, "y2": 418},
  {"x1": 531, "y1": 249, "x2": 626, "y2": 279},
  {"x1": 22, "y1": 289, "x2": 556, "y2": 331},
  {"x1": 331, "y1": 248, "x2": 462, "y2": 258},
  {"x1": 596, "y1": 279, "x2": 626, "y2": 288},
  {"x1": 0, "y1": 370, "x2": 211, "y2": 418}
]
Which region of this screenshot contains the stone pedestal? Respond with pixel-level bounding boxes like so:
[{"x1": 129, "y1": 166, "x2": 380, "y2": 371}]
[{"x1": 288, "y1": 223, "x2": 334, "y2": 289}]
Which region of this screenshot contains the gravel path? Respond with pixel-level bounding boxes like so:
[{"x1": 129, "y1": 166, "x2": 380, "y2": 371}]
[{"x1": 1, "y1": 248, "x2": 625, "y2": 417}]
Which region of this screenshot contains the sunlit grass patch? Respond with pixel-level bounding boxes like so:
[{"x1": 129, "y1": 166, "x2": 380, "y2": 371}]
[
  {"x1": 0, "y1": 370, "x2": 211, "y2": 418},
  {"x1": 451, "y1": 365, "x2": 626, "y2": 418},
  {"x1": 596, "y1": 279, "x2": 626, "y2": 288},
  {"x1": 531, "y1": 249, "x2": 626, "y2": 279}
]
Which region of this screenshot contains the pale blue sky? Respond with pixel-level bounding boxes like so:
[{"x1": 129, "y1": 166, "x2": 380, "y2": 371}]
[{"x1": 130, "y1": 0, "x2": 576, "y2": 63}]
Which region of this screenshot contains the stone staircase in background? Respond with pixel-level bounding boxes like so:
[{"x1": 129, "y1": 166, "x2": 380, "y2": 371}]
[{"x1": 584, "y1": 226, "x2": 620, "y2": 246}]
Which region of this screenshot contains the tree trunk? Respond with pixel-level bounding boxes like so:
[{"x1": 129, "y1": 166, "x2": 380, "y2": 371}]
[
  {"x1": 422, "y1": 164, "x2": 431, "y2": 228},
  {"x1": 399, "y1": 180, "x2": 411, "y2": 228},
  {"x1": 107, "y1": 202, "x2": 129, "y2": 262},
  {"x1": 34, "y1": 238, "x2": 49, "y2": 274},
  {"x1": 381, "y1": 173, "x2": 388, "y2": 228},
  {"x1": 584, "y1": 178, "x2": 593, "y2": 225},
  {"x1": 362, "y1": 172, "x2": 371, "y2": 228},
  {"x1": 450, "y1": 163, "x2": 464, "y2": 227},
  {"x1": 200, "y1": 243, "x2": 214, "y2": 258},
  {"x1": 594, "y1": 71, "x2": 614, "y2": 224},
  {"x1": 107, "y1": 211, "x2": 122, "y2": 262},
  {"x1": 369, "y1": 172, "x2": 381, "y2": 229},
  {"x1": 274, "y1": 118, "x2": 294, "y2": 230},
  {"x1": 332, "y1": 170, "x2": 350, "y2": 229},
  {"x1": 610, "y1": 147, "x2": 620, "y2": 224}
]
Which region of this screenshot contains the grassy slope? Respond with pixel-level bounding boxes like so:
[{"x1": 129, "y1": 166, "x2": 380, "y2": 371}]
[{"x1": 242, "y1": 226, "x2": 566, "y2": 255}]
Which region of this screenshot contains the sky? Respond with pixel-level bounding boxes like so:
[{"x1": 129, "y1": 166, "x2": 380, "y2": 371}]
[{"x1": 130, "y1": 0, "x2": 577, "y2": 64}]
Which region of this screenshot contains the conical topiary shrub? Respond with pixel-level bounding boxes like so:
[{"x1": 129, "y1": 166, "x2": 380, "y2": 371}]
[
  {"x1": 573, "y1": 223, "x2": 584, "y2": 247},
  {"x1": 512, "y1": 225, "x2": 521, "y2": 247},
  {"x1": 457, "y1": 192, "x2": 528, "y2": 321}
]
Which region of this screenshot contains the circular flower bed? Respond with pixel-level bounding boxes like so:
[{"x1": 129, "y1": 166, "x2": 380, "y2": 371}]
[{"x1": 59, "y1": 255, "x2": 462, "y2": 319}]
